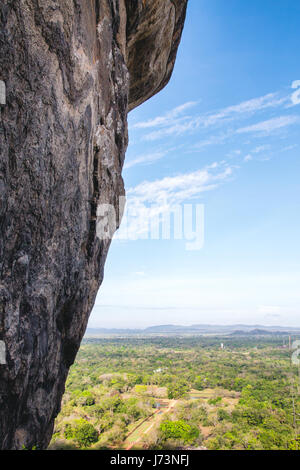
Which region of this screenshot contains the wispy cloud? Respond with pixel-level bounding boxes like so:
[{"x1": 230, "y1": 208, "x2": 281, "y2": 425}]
[
  {"x1": 116, "y1": 162, "x2": 233, "y2": 240},
  {"x1": 192, "y1": 132, "x2": 231, "y2": 151},
  {"x1": 291, "y1": 80, "x2": 300, "y2": 106},
  {"x1": 124, "y1": 151, "x2": 167, "y2": 169},
  {"x1": 243, "y1": 144, "x2": 272, "y2": 162},
  {"x1": 252, "y1": 144, "x2": 271, "y2": 154},
  {"x1": 144, "y1": 120, "x2": 198, "y2": 141},
  {"x1": 122, "y1": 82, "x2": 300, "y2": 240},
  {"x1": 199, "y1": 93, "x2": 286, "y2": 127},
  {"x1": 128, "y1": 82, "x2": 300, "y2": 147},
  {"x1": 236, "y1": 115, "x2": 300, "y2": 135},
  {"x1": 132, "y1": 101, "x2": 198, "y2": 130},
  {"x1": 279, "y1": 144, "x2": 298, "y2": 152},
  {"x1": 127, "y1": 164, "x2": 232, "y2": 205},
  {"x1": 141, "y1": 92, "x2": 290, "y2": 141}
]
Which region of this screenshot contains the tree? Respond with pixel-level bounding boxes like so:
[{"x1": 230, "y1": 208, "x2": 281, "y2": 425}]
[
  {"x1": 63, "y1": 419, "x2": 99, "y2": 448},
  {"x1": 160, "y1": 420, "x2": 199, "y2": 444},
  {"x1": 167, "y1": 381, "x2": 188, "y2": 399},
  {"x1": 217, "y1": 409, "x2": 230, "y2": 422},
  {"x1": 194, "y1": 376, "x2": 204, "y2": 391},
  {"x1": 73, "y1": 422, "x2": 99, "y2": 448}
]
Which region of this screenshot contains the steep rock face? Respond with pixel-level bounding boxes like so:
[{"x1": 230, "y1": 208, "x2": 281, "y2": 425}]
[{"x1": 0, "y1": 0, "x2": 187, "y2": 449}]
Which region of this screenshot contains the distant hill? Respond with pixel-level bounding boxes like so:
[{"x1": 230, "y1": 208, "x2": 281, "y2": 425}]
[
  {"x1": 85, "y1": 328, "x2": 141, "y2": 335},
  {"x1": 85, "y1": 324, "x2": 300, "y2": 337},
  {"x1": 230, "y1": 329, "x2": 290, "y2": 336}
]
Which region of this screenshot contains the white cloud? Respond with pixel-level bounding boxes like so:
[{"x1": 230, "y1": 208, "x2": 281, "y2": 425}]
[
  {"x1": 291, "y1": 80, "x2": 300, "y2": 106},
  {"x1": 144, "y1": 119, "x2": 198, "y2": 141},
  {"x1": 291, "y1": 92, "x2": 300, "y2": 106},
  {"x1": 192, "y1": 133, "x2": 231, "y2": 150},
  {"x1": 236, "y1": 115, "x2": 300, "y2": 135},
  {"x1": 252, "y1": 144, "x2": 271, "y2": 154},
  {"x1": 279, "y1": 144, "x2": 298, "y2": 152},
  {"x1": 132, "y1": 101, "x2": 198, "y2": 129},
  {"x1": 242, "y1": 145, "x2": 272, "y2": 162},
  {"x1": 142, "y1": 92, "x2": 288, "y2": 141},
  {"x1": 124, "y1": 151, "x2": 167, "y2": 169},
  {"x1": 116, "y1": 163, "x2": 233, "y2": 240},
  {"x1": 200, "y1": 93, "x2": 286, "y2": 127},
  {"x1": 291, "y1": 80, "x2": 300, "y2": 90},
  {"x1": 127, "y1": 165, "x2": 232, "y2": 205},
  {"x1": 121, "y1": 83, "x2": 300, "y2": 241}
]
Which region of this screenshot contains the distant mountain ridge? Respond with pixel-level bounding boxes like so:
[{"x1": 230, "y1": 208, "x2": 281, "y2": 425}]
[
  {"x1": 230, "y1": 328, "x2": 292, "y2": 336},
  {"x1": 85, "y1": 324, "x2": 300, "y2": 337}
]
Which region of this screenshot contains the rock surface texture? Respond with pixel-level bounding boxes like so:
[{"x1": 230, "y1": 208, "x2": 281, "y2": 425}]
[{"x1": 0, "y1": 0, "x2": 188, "y2": 450}]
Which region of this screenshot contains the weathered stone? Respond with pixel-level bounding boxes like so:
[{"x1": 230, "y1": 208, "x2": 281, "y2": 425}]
[{"x1": 0, "y1": 0, "x2": 187, "y2": 449}]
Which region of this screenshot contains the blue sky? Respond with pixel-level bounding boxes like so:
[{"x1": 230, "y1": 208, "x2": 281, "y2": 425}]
[{"x1": 89, "y1": 0, "x2": 300, "y2": 328}]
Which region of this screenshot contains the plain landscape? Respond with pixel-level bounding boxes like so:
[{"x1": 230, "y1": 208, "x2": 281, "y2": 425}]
[{"x1": 49, "y1": 328, "x2": 300, "y2": 451}]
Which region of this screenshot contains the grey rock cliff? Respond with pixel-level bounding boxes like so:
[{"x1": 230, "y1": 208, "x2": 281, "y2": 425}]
[{"x1": 0, "y1": 0, "x2": 188, "y2": 449}]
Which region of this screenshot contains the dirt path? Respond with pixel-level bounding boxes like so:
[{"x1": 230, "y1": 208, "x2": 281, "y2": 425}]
[{"x1": 125, "y1": 400, "x2": 177, "y2": 450}]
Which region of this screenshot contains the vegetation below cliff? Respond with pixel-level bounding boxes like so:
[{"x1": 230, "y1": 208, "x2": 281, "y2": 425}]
[{"x1": 49, "y1": 335, "x2": 300, "y2": 450}]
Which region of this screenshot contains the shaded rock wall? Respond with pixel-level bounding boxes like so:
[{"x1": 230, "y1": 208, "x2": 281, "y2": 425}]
[{"x1": 0, "y1": 0, "x2": 187, "y2": 449}]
